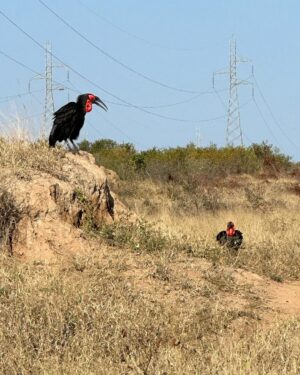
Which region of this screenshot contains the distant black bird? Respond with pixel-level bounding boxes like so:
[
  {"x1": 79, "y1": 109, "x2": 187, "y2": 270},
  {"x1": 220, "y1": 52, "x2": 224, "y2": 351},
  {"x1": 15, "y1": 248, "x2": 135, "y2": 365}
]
[
  {"x1": 216, "y1": 221, "x2": 243, "y2": 251},
  {"x1": 49, "y1": 93, "x2": 107, "y2": 150}
]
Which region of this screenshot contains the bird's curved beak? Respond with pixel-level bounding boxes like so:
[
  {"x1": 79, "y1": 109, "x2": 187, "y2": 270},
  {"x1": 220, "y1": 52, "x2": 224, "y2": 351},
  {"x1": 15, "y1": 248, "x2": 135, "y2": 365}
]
[{"x1": 94, "y1": 96, "x2": 108, "y2": 111}]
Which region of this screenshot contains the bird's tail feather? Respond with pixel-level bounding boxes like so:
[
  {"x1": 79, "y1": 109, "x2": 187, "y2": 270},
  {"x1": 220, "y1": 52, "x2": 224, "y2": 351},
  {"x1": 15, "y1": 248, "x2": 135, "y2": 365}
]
[{"x1": 49, "y1": 133, "x2": 56, "y2": 147}]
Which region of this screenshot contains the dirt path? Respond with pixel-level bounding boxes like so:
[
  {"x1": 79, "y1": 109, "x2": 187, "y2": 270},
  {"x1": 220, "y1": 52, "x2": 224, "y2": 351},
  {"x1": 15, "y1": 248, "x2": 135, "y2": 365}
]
[
  {"x1": 266, "y1": 280, "x2": 300, "y2": 315},
  {"x1": 233, "y1": 268, "x2": 300, "y2": 317},
  {"x1": 96, "y1": 247, "x2": 300, "y2": 324},
  {"x1": 64, "y1": 244, "x2": 300, "y2": 325}
]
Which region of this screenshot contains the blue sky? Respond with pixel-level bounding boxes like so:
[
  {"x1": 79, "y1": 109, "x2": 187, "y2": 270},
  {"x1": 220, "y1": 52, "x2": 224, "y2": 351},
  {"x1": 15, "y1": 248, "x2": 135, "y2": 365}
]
[{"x1": 0, "y1": 1, "x2": 300, "y2": 159}]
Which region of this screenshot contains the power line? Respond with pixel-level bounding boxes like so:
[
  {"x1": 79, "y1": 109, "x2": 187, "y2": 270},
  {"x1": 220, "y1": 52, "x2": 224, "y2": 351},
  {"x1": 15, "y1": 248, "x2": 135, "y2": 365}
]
[
  {"x1": 66, "y1": 76, "x2": 221, "y2": 110},
  {"x1": 0, "y1": 48, "x2": 74, "y2": 96},
  {"x1": 252, "y1": 96, "x2": 280, "y2": 144},
  {"x1": 107, "y1": 88, "x2": 228, "y2": 110},
  {"x1": 213, "y1": 66, "x2": 289, "y2": 150},
  {"x1": 0, "y1": 89, "x2": 43, "y2": 104},
  {"x1": 59, "y1": 72, "x2": 227, "y2": 125},
  {"x1": 253, "y1": 75, "x2": 300, "y2": 151},
  {"x1": 98, "y1": 112, "x2": 147, "y2": 148},
  {"x1": 214, "y1": 88, "x2": 253, "y2": 112},
  {"x1": 242, "y1": 131, "x2": 254, "y2": 145},
  {"x1": 76, "y1": 0, "x2": 229, "y2": 53},
  {"x1": 38, "y1": 0, "x2": 201, "y2": 94},
  {"x1": 0, "y1": 9, "x2": 228, "y2": 125},
  {"x1": 0, "y1": 48, "x2": 41, "y2": 76},
  {"x1": 66, "y1": 80, "x2": 151, "y2": 148},
  {"x1": 0, "y1": 113, "x2": 43, "y2": 122},
  {"x1": 30, "y1": 91, "x2": 44, "y2": 106},
  {"x1": 0, "y1": 41, "x2": 213, "y2": 123},
  {"x1": 213, "y1": 84, "x2": 285, "y2": 148},
  {"x1": 213, "y1": 87, "x2": 227, "y2": 109}
]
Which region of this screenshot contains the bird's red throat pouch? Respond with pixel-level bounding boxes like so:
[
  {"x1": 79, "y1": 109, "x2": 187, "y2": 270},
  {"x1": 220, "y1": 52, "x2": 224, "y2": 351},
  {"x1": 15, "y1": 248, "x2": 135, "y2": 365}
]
[
  {"x1": 226, "y1": 228, "x2": 236, "y2": 237},
  {"x1": 85, "y1": 100, "x2": 92, "y2": 112}
]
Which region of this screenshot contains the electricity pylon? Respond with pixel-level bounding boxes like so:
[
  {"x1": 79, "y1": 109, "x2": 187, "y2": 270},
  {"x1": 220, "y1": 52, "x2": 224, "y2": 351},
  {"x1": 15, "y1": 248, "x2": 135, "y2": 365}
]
[
  {"x1": 213, "y1": 36, "x2": 252, "y2": 146},
  {"x1": 28, "y1": 41, "x2": 69, "y2": 138},
  {"x1": 43, "y1": 41, "x2": 55, "y2": 138}
]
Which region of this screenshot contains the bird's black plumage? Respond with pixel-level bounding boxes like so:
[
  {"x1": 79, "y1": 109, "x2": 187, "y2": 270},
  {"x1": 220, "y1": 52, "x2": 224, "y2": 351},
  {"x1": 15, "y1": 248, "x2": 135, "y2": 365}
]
[
  {"x1": 216, "y1": 230, "x2": 243, "y2": 251},
  {"x1": 49, "y1": 93, "x2": 107, "y2": 149}
]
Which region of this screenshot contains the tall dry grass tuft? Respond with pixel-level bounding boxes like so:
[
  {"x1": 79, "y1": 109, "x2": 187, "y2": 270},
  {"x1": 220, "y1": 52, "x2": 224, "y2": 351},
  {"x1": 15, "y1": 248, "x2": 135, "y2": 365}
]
[{"x1": 0, "y1": 137, "x2": 66, "y2": 179}]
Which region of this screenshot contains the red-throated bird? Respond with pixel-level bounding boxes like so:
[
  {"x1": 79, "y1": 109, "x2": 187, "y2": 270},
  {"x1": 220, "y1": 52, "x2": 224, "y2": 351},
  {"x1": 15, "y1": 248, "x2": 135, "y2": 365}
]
[
  {"x1": 49, "y1": 93, "x2": 108, "y2": 150},
  {"x1": 216, "y1": 221, "x2": 243, "y2": 251}
]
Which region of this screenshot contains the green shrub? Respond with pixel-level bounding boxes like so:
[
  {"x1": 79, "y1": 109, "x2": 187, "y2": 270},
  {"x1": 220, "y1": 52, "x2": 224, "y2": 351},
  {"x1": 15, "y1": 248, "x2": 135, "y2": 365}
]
[{"x1": 81, "y1": 139, "x2": 292, "y2": 185}]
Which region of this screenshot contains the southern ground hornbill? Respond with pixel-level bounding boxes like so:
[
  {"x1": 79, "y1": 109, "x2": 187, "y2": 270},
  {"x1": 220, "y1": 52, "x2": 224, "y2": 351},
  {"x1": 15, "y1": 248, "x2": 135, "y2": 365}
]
[
  {"x1": 216, "y1": 221, "x2": 243, "y2": 251},
  {"x1": 49, "y1": 93, "x2": 108, "y2": 150}
]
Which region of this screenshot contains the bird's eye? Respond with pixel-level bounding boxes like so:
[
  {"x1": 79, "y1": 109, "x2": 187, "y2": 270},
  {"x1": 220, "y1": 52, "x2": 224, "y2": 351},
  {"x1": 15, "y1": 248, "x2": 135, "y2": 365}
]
[{"x1": 88, "y1": 94, "x2": 95, "y2": 101}]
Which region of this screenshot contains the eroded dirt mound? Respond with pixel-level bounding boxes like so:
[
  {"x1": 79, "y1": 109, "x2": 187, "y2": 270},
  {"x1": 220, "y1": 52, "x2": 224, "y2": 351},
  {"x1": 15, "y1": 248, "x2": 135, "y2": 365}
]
[{"x1": 2, "y1": 151, "x2": 134, "y2": 262}]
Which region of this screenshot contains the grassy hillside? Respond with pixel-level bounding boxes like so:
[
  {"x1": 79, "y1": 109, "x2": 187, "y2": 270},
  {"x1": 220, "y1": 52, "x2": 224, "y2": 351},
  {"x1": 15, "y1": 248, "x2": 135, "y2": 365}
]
[
  {"x1": 80, "y1": 139, "x2": 300, "y2": 282},
  {"x1": 0, "y1": 139, "x2": 299, "y2": 374}
]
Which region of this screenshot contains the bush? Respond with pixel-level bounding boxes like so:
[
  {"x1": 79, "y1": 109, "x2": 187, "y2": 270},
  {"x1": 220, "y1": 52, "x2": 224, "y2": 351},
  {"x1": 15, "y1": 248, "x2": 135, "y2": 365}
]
[
  {"x1": 82, "y1": 139, "x2": 292, "y2": 185},
  {"x1": 79, "y1": 139, "x2": 136, "y2": 180}
]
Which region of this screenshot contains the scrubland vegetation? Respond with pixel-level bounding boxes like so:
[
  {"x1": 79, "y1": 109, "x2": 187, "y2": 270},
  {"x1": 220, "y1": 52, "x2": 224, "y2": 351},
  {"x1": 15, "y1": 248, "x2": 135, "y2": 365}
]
[
  {"x1": 79, "y1": 138, "x2": 292, "y2": 181},
  {"x1": 0, "y1": 138, "x2": 300, "y2": 374}
]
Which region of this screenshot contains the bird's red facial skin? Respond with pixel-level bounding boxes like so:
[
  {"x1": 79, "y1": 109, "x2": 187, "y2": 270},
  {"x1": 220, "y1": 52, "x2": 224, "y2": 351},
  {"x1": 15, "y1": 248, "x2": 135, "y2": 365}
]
[
  {"x1": 85, "y1": 100, "x2": 93, "y2": 112},
  {"x1": 85, "y1": 94, "x2": 95, "y2": 112}
]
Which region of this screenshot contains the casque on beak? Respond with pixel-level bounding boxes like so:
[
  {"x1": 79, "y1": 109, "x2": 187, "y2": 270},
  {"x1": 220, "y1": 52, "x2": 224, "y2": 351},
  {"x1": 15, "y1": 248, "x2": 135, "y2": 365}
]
[{"x1": 94, "y1": 96, "x2": 108, "y2": 111}]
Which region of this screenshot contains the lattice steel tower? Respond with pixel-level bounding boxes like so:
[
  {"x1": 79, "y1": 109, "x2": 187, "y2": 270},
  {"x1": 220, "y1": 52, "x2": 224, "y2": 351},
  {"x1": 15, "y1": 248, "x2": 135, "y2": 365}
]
[
  {"x1": 226, "y1": 38, "x2": 243, "y2": 146},
  {"x1": 213, "y1": 36, "x2": 252, "y2": 146},
  {"x1": 226, "y1": 37, "x2": 243, "y2": 146},
  {"x1": 43, "y1": 41, "x2": 55, "y2": 138},
  {"x1": 29, "y1": 42, "x2": 70, "y2": 139}
]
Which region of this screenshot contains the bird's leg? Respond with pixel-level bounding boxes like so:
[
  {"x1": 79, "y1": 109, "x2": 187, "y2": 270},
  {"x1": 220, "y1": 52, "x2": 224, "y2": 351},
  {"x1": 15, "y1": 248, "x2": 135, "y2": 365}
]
[
  {"x1": 65, "y1": 139, "x2": 74, "y2": 152},
  {"x1": 70, "y1": 140, "x2": 80, "y2": 153}
]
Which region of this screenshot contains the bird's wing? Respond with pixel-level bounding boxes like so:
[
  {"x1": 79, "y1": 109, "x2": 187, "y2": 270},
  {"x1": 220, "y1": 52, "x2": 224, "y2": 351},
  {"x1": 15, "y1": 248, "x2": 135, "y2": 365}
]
[
  {"x1": 49, "y1": 102, "x2": 77, "y2": 145},
  {"x1": 216, "y1": 231, "x2": 226, "y2": 241},
  {"x1": 53, "y1": 102, "x2": 77, "y2": 124}
]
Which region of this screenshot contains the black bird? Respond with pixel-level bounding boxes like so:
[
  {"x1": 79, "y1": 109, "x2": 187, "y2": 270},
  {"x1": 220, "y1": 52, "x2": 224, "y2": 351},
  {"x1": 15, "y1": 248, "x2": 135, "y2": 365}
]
[
  {"x1": 216, "y1": 221, "x2": 243, "y2": 251},
  {"x1": 49, "y1": 93, "x2": 108, "y2": 150}
]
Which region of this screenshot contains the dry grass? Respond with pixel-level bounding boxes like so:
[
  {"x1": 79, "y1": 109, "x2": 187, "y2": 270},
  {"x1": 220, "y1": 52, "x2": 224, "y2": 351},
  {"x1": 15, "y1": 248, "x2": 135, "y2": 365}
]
[
  {"x1": 0, "y1": 252, "x2": 299, "y2": 375},
  {"x1": 116, "y1": 177, "x2": 300, "y2": 281},
  {"x1": 143, "y1": 207, "x2": 300, "y2": 281},
  {"x1": 0, "y1": 137, "x2": 300, "y2": 373},
  {"x1": 0, "y1": 188, "x2": 23, "y2": 254},
  {"x1": 0, "y1": 138, "x2": 66, "y2": 179}
]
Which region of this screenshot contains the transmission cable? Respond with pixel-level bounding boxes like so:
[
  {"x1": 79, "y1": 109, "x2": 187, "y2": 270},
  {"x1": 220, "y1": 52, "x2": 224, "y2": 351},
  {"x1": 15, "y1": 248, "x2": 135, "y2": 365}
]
[
  {"x1": 64, "y1": 76, "x2": 225, "y2": 110},
  {"x1": 38, "y1": 0, "x2": 201, "y2": 94},
  {"x1": 107, "y1": 88, "x2": 228, "y2": 110},
  {"x1": 0, "y1": 48, "x2": 41, "y2": 76},
  {"x1": 0, "y1": 48, "x2": 75, "y2": 96},
  {"x1": 0, "y1": 89, "x2": 43, "y2": 104},
  {"x1": 77, "y1": 0, "x2": 229, "y2": 53},
  {"x1": 253, "y1": 75, "x2": 300, "y2": 151},
  {"x1": 0, "y1": 9, "x2": 227, "y2": 124},
  {"x1": 67, "y1": 80, "x2": 152, "y2": 148},
  {"x1": 252, "y1": 96, "x2": 280, "y2": 144}
]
